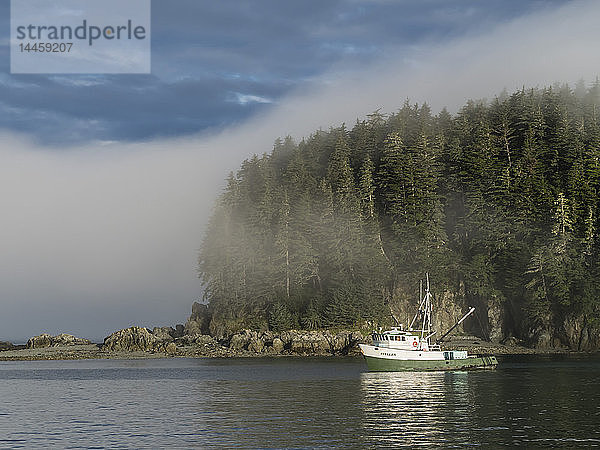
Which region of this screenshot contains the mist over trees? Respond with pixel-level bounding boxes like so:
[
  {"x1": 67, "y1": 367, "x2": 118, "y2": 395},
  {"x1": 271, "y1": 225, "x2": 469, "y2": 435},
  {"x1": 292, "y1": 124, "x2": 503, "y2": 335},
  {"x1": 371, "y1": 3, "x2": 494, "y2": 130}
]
[{"x1": 199, "y1": 82, "x2": 600, "y2": 349}]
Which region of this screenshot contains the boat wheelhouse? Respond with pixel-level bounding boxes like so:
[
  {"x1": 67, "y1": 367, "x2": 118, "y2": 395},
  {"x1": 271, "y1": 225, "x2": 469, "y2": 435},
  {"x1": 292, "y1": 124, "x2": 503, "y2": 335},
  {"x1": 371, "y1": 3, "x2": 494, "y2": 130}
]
[{"x1": 370, "y1": 328, "x2": 437, "y2": 352}]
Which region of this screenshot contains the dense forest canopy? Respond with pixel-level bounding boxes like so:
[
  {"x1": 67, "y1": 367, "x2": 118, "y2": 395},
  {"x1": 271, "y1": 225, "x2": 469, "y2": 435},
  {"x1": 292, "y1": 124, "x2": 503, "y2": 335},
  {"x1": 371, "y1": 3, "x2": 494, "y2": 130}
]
[{"x1": 199, "y1": 81, "x2": 600, "y2": 349}]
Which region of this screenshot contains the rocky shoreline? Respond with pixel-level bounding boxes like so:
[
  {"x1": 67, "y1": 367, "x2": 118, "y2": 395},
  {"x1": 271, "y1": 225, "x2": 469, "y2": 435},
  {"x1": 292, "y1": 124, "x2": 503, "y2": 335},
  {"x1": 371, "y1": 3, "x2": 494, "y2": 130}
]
[
  {"x1": 0, "y1": 302, "x2": 590, "y2": 362},
  {"x1": 0, "y1": 328, "x2": 584, "y2": 362}
]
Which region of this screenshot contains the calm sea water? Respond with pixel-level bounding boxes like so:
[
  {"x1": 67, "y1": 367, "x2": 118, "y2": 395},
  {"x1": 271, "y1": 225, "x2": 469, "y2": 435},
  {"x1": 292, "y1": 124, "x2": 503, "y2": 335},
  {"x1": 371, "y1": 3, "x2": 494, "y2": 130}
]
[{"x1": 0, "y1": 355, "x2": 599, "y2": 448}]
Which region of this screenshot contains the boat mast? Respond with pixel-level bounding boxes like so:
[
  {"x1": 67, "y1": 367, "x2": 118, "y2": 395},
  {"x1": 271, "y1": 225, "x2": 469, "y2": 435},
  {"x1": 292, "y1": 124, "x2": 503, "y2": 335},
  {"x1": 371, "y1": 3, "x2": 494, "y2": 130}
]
[
  {"x1": 409, "y1": 279, "x2": 424, "y2": 330},
  {"x1": 409, "y1": 273, "x2": 433, "y2": 343},
  {"x1": 420, "y1": 273, "x2": 431, "y2": 341}
]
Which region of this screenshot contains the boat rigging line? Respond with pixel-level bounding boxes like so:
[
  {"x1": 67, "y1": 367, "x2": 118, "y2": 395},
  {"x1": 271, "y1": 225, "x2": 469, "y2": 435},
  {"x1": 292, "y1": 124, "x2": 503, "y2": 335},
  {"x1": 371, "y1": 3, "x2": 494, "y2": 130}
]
[{"x1": 436, "y1": 306, "x2": 475, "y2": 344}]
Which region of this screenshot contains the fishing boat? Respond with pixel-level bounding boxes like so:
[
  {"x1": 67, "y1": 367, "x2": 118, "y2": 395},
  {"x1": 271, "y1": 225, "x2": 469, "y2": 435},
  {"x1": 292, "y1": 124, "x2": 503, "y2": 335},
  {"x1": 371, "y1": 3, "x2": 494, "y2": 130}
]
[{"x1": 359, "y1": 274, "x2": 498, "y2": 371}]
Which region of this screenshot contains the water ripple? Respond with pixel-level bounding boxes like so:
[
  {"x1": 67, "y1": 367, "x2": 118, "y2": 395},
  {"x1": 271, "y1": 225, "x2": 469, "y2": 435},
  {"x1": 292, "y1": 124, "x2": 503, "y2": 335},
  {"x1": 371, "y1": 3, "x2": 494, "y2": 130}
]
[{"x1": 0, "y1": 356, "x2": 598, "y2": 447}]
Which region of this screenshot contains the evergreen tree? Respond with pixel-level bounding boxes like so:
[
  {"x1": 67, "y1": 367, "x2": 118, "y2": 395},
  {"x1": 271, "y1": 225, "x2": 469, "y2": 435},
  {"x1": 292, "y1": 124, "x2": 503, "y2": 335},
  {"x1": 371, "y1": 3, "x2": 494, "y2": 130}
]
[{"x1": 198, "y1": 82, "x2": 600, "y2": 346}]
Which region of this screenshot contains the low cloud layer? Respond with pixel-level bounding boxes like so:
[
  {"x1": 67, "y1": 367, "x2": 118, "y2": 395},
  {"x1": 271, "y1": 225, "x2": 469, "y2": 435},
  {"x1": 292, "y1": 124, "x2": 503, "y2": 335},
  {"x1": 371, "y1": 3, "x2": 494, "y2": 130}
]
[
  {"x1": 1, "y1": 0, "x2": 599, "y2": 342},
  {"x1": 0, "y1": 0, "x2": 556, "y2": 144}
]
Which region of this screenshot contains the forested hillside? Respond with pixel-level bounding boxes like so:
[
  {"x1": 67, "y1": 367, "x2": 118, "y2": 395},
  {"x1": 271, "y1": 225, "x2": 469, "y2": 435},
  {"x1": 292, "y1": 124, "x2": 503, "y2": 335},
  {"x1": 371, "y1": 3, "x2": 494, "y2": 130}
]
[{"x1": 199, "y1": 82, "x2": 600, "y2": 349}]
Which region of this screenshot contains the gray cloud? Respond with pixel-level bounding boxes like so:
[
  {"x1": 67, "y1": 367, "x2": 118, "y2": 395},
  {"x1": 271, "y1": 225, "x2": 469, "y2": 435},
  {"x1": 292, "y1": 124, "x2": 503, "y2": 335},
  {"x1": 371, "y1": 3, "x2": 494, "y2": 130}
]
[
  {"x1": 0, "y1": 0, "x2": 597, "y2": 342},
  {"x1": 0, "y1": 74, "x2": 288, "y2": 143},
  {"x1": 0, "y1": 0, "x2": 561, "y2": 144}
]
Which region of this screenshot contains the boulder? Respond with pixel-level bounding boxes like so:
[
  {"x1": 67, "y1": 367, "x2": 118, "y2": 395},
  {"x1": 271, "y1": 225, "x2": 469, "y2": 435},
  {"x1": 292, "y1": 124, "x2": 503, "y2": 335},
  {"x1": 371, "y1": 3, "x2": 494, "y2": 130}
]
[
  {"x1": 165, "y1": 342, "x2": 178, "y2": 355},
  {"x1": 175, "y1": 334, "x2": 195, "y2": 346},
  {"x1": 310, "y1": 333, "x2": 331, "y2": 354},
  {"x1": 271, "y1": 337, "x2": 284, "y2": 353},
  {"x1": 259, "y1": 331, "x2": 274, "y2": 345},
  {"x1": 0, "y1": 341, "x2": 15, "y2": 351},
  {"x1": 152, "y1": 327, "x2": 175, "y2": 342},
  {"x1": 328, "y1": 332, "x2": 349, "y2": 354},
  {"x1": 280, "y1": 331, "x2": 332, "y2": 355},
  {"x1": 52, "y1": 333, "x2": 92, "y2": 346},
  {"x1": 502, "y1": 336, "x2": 520, "y2": 347},
  {"x1": 174, "y1": 324, "x2": 185, "y2": 338},
  {"x1": 534, "y1": 332, "x2": 552, "y2": 349},
  {"x1": 229, "y1": 330, "x2": 252, "y2": 351},
  {"x1": 194, "y1": 334, "x2": 217, "y2": 345},
  {"x1": 287, "y1": 332, "x2": 309, "y2": 353},
  {"x1": 26, "y1": 333, "x2": 92, "y2": 349},
  {"x1": 102, "y1": 326, "x2": 159, "y2": 352},
  {"x1": 27, "y1": 333, "x2": 53, "y2": 349},
  {"x1": 173, "y1": 333, "x2": 214, "y2": 347},
  {"x1": 248, "y1": 337, "x2": 264, "y2": 353},
  {"x1": 175, "y1": 334, "x2": 197, "y2": 346}
]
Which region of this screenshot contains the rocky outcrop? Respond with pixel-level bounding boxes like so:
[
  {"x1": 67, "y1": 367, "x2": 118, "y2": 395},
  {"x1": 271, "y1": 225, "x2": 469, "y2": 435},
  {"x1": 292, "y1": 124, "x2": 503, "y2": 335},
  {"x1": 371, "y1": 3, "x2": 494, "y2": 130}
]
[
  {"x1": 228, "y1": 330, "x2": 251, "y2": 351},
  {"x1": 174, "y1": 333, "x2": 216, "y2": 346},
  {"x1": 184, "y1": 302, "x2": 210, "y2": 336},
  {"x1": 159, "y1": 328, "x2": 367, "y2": 356},
  {"x1": 390, "y1": 285, "x2": 466, "y2": 337},
  {"x1": 271, "y1": 337, "x2": 284, "y2": 353},
  {"x1": 27, "y1": 333, "x2": 91, "y2": 349},
  {"x1": 281, "y1": 330, "x2": 330, "y2": 354},
  {"x1": 152, "y1": 325, "x2": 185, "y2": 340},
  {"x1": 165, "y1": 342, "x2": 178, "y2": 355},
  {"x1": 521, "y1": 312, "x2": 600, "y2": 351},
  {"x1": 102, "y1": 326, "x2": 186, "y2": 353},
  {"x1": 103, "y1": 327, "x2": 160, "y2": 352},
  {"x1": 152, "y1": 327, "x2": 176, "y2": 342},
  {"x1": 532, "y1": 331, "x2": 553, "y2": 349},
  {"x1": 27, "y1": 333, "x2": 53, "y2": 349},
  {"x1": 561, "y1": 315, "x2": 600, "y2": 351},
  {"x1": 0, "y1": 341, "x2": 15, "y2": 351},
  {"x1": 53, "y1": 334, "x2": 92, "y2": 346},
  {"x1": 487, "y1": 296, "x2": 504, "y2": 343},
  {"x1": 218, "y1": 329, "x2": 367, "y2": 355}
]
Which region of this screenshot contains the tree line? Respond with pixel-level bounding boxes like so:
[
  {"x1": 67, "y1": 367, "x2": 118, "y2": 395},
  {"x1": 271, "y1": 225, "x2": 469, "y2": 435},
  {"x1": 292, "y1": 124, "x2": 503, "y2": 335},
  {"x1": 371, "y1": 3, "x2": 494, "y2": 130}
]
[{"x1": 199, "y1": 81, "x2": 600, "y2": 346}]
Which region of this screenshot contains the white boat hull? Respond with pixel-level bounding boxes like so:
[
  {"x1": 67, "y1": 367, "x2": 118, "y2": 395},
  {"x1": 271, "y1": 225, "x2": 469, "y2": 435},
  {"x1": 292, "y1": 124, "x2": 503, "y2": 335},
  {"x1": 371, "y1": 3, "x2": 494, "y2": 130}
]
[{"x1": 359, "y1": 344, "x2": 498, "y2": 371}]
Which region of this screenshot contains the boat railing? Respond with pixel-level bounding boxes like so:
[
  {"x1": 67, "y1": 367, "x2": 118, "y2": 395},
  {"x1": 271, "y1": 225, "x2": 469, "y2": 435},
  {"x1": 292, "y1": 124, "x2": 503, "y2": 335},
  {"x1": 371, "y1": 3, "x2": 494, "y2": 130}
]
[{"x1": 428, "y1": 344, "x2": 441, "y2": 351}]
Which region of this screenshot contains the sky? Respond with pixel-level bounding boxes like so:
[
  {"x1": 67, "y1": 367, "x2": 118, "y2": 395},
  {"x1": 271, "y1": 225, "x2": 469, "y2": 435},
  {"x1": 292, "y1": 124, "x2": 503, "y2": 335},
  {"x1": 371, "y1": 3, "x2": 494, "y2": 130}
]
[{"x1": 0, "y1": 0, "x2": 598, "y2": 342}]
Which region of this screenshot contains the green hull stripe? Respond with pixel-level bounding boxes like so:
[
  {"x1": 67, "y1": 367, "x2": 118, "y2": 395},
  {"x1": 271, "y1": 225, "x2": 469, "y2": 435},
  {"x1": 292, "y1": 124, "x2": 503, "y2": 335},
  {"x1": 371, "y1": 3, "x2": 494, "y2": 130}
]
[{"x1": 363, "y1": 355, "x2": 498, "y2": 372}]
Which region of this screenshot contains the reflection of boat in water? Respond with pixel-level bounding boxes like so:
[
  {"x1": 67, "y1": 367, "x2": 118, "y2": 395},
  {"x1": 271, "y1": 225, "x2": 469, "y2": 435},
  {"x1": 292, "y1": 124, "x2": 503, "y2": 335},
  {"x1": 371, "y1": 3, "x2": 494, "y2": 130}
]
[
  {"x1": 359, "y1": 371, "x2": 472, "y2": 446},
  {"x1": 359, "y1": 274, "x2": 498, "y2": 371}
]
